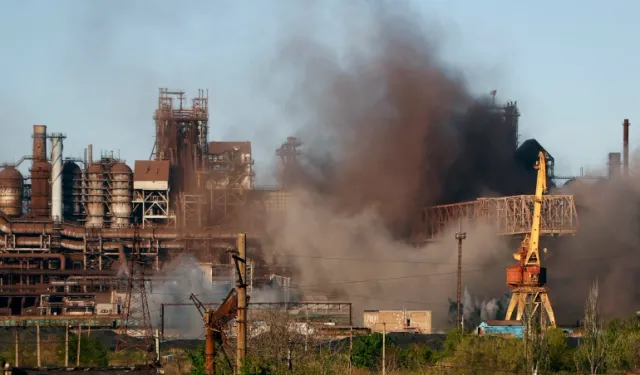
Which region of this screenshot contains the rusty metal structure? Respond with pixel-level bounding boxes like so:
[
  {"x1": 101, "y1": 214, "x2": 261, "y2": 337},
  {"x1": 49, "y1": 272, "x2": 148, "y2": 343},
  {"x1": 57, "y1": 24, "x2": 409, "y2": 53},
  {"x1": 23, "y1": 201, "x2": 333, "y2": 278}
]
[
  {"x1": 0, "y1": 89, "x2": 291, "y2": 321},
  {"x1": 413, "y1": 194, "x2": 578, "y2": 242},
  {"x1": 0, "y1": 88, "x2": 590, "y2": 335}
]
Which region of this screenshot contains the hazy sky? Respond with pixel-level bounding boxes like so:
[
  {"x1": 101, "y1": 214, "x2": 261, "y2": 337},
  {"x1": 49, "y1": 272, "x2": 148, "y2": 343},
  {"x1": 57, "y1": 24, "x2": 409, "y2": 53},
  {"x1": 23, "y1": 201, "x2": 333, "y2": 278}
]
[{"x1": 1, "y1": 0, "x2": 638, "y2": 183}]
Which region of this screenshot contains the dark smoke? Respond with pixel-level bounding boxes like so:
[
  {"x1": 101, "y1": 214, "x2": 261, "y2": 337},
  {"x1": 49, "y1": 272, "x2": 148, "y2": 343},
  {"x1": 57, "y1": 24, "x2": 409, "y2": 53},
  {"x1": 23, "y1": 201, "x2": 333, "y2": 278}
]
[
  {"x1": 271, "y1": 1, "x2": 529, "y2": 236},
  {"x1": 261, "y1": 1, "x2": 527, "y2": 328},
  {"x1": 548, "y1": 173, "x2": 640, "y2": 324}
]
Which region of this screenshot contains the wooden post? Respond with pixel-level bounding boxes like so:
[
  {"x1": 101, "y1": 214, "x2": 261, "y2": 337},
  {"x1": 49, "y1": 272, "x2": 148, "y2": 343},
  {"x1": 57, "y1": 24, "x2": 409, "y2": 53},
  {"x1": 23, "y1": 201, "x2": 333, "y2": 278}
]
[
  {"x1": 349, "y1": 326, "x2": 353, "y2": 375},
  {"x1": 236, "y1": 233, "x2": 247, "y2": 374},
  {"x1": 14, "y1": 326, "x2": 19, "y2": 367},
  {"x1": 76, "y1": 325, "x2": 82, "y2": 367},
  {"x1": 36, "y1": 324, "x2": 41, "y2": 367},
  {"x1": 65, "y1": 325, "x2": 69, "y2": 367},
  {"x1": 382, "y1": 322, "x2": 386, "y2": 375},
  {"x1": 155, "y1": 328, "x2": 160, "y2": 363}
]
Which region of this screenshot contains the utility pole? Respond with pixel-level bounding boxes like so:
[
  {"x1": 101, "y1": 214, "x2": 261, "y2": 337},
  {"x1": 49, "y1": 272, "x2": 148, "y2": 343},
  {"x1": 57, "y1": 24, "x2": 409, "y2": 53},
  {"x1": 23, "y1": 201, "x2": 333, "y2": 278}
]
[
  {"x1": 455, "y1": 221, "x2": 467, "y2": 330},
  {"x1": 382, "y1": 323, "x2": 386, "y2": 375},
  {"x1": 235, "y1": 233, "x2": 247, "y2": 373}
]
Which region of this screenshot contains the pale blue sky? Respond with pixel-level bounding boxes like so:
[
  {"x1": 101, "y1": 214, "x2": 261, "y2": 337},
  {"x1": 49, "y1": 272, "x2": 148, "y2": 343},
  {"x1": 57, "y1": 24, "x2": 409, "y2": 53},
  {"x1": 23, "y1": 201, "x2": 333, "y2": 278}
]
[{"x1": 1, "y1": 0, "x2": 638, "y2": 183}]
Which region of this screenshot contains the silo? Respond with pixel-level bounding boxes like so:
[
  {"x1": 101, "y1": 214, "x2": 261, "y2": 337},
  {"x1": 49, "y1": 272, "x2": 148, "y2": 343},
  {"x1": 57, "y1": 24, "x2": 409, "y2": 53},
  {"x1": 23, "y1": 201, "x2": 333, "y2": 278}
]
[
  {"x1": 109, "y1": 162, "x2": 133, "y2": 227},
  {"x1": 62, "y1": 162, "x2": 80, "y2": 219},
  {"x1": 30, "y1": 161, "x2": 51, "y2": 217},
  {"x1": 0, "y1": 167, "x2": 24, "y2": 217},
  {"x1": 85, "y1": 163, "x2": 105, "y2": 228}
]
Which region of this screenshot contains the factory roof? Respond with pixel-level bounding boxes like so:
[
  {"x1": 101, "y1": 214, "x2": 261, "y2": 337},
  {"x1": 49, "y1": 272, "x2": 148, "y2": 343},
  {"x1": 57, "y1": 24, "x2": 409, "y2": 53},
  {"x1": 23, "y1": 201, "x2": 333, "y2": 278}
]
[
  {"x1": 209, "y1": 141, "x2": 251, "y2": 154},
  {"x1": 134, "y1": 160, "x2": 170, "y2": 182}
]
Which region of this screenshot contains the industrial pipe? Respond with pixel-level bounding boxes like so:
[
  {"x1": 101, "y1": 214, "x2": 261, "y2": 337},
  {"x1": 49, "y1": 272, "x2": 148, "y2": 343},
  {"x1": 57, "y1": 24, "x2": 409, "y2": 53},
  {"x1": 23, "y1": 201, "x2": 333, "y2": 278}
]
[
  {"x1": 624, "y1": 119, "x2": 630, "y2": 177},
  {"x1": 0, "y1": 253, "x2": 65, "y2": 270},
  {"x1": 32, "y1": 125, "x2": 47, "y2": 162},
  {"x1": 50, "y1": 133, "x2": 65, "y2": 221}
]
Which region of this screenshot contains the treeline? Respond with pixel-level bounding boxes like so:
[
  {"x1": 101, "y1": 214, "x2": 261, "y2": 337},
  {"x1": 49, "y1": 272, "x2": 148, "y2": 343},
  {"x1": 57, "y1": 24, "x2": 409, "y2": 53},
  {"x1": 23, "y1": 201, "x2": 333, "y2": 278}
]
[
  {"x1": 184, "y1": 318, "x2": 640, "y2": 375},
  {"x1": 184, "y1": 282, "x2": 640, "y2": 375}
]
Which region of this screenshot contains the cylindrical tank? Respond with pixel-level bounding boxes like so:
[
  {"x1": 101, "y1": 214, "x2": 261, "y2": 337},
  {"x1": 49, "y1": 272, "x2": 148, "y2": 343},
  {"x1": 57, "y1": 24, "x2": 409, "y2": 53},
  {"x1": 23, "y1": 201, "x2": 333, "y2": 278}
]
[
  {"x1": 0, "y1": 167, "x2": 24, "y2": 217},
  {"x1": 109, "y1": 162, "x2": 133, "y2": 227},
  {"x1": 62, "y1": 162, "x2": 80, "y2": 219},
  {"x1": 85, "y1": 163, "x2": 105, "y2": 228},
  {"x1": 30, "y1": 161, "x2": 51, "y2": 217},
  {"x1": 32, "y1": 125, "x2": 47, "y2": 162}
]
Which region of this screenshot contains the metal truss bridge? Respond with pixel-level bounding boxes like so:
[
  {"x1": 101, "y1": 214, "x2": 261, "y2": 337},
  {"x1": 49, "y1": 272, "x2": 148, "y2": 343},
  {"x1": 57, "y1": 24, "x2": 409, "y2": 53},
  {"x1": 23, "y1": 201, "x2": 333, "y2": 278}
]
[{"x1": 413, "y1": 195, "x2": 578, "y2": 243}]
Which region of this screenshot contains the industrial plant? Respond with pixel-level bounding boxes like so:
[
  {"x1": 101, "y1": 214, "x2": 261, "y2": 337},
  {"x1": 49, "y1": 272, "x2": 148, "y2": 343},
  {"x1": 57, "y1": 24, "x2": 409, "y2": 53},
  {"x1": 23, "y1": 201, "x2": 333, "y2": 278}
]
[{"x1": 0, "y1": 87, "x2": 631, "y2": 343}]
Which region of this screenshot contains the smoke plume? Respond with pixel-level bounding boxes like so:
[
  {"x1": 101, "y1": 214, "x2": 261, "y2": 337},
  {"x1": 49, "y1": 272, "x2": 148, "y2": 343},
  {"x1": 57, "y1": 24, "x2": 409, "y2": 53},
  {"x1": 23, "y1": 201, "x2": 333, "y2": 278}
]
[
  {"x1": 148, "y1": 255, "x2": 230, "y2": 339},
  {"x1": 259, "y1": 1, "x2": 526, "y2": 328},
  {"x1": 548, "y1": 166, "x2": 640, "y2": 324}
]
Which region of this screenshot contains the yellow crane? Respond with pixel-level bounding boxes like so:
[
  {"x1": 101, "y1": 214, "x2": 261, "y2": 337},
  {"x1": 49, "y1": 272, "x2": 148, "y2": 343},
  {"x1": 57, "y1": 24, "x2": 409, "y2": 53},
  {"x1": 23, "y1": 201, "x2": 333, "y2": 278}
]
[{"x1": 505, "y1": 151, "x2": 556, "y2": 328}]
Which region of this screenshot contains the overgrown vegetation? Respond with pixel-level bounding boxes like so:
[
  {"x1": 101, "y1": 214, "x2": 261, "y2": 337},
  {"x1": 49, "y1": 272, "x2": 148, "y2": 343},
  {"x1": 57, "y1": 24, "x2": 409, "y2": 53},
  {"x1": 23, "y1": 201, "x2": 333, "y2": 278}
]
[{"x1": 179, "y1": 281, "x2": 640, "y2": 375}]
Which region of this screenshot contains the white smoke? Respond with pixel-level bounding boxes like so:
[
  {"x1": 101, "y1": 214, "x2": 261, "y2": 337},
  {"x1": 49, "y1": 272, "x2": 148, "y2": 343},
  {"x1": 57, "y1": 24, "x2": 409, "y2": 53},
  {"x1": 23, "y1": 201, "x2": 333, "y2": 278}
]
[
  {"x1": 461, "y1": 287, "x2": 510, "y2": 329},
  {"x1": 148, "y1": 254, "x2": 232, "y2": 339}
]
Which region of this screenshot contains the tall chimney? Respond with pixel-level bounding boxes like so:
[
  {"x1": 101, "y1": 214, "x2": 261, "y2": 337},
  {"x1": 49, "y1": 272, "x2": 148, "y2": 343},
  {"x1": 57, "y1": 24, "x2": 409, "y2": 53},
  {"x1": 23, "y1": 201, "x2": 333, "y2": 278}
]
[
  {"x1": 88, "y1": 144, "x2": 93, "y2": 165},
  {"x1": 50, "y1": 133, "x2": 65, "y2": 221},
  {"x1": 623, "y1": 119, "x2": 630, "y2": 177},
  {"x1": 32, "y1": 125, "x2": 47, "y2": 162}
]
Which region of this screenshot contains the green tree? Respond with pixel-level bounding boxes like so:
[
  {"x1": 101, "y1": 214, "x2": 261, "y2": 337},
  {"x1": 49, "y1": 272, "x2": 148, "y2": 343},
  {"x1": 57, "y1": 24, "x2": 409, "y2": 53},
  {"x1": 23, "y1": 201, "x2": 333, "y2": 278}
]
[
  {"x1": 351, "y1": 333, "x2": 384, "y2": 370},
  {"x1": 575, "y1": 280, "x2": 608, "y2": 374},
  {"x1": 544, "y1": 328, "x2": 573, "y2": 372}
]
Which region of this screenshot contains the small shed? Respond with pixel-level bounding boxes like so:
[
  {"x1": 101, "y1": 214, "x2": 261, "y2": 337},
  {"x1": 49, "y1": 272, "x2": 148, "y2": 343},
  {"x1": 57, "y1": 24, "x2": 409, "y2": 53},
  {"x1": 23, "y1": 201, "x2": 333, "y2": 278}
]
[{"x1": 476, "y1": 320, "x2": 524, "y2": 338}]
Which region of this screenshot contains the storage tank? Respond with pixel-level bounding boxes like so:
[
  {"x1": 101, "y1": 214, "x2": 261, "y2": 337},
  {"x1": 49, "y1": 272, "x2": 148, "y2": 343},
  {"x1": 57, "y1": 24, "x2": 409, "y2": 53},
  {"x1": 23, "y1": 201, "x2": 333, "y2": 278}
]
[
  {"x1": 85, "y1": 163, "x2": 105, "y2": 228},
  {"x1": 109, "y1": 162, "x2": 132, "y2": 227},
  {"x1": 0, "y1": 167, "x2": 24, "y2": 217},
  {"x1": 62, "y1": 162, "x2": 80, "y2": 220},
  {"x1": 30, "y1": 161, "x2": 52, "y2": 217}
]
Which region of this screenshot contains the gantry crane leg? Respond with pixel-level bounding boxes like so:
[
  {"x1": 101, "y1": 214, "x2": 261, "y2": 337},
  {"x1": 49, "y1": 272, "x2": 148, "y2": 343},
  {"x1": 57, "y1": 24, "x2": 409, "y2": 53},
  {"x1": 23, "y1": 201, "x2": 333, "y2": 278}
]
[{"x1": 505, "y1": 287, "x2": 556, "y2": 328}]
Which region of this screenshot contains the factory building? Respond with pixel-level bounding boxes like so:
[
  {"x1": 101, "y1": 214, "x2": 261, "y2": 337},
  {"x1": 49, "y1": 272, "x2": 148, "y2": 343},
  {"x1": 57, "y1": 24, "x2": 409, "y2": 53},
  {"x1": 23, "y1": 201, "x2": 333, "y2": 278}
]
[
  {"x1": 363, "y1": 310, "x2": 432, "y2": 334},
  {"x1": 0, "y1": 89, "x2": 296, "y2": 317}
]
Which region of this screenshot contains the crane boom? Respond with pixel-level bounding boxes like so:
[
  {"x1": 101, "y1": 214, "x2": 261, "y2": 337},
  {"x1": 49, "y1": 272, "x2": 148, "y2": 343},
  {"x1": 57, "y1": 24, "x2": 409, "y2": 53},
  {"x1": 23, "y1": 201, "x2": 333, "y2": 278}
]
[{"x1": 525, "y1": 151, "x2": 547, "y2": 266}]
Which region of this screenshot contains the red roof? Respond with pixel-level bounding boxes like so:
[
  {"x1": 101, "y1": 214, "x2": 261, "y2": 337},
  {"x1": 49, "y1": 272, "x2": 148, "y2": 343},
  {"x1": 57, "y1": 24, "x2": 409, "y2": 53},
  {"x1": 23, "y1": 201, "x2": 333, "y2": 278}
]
[{"x1": 133, "y1": 160, "x2": 170, "y2": 182}]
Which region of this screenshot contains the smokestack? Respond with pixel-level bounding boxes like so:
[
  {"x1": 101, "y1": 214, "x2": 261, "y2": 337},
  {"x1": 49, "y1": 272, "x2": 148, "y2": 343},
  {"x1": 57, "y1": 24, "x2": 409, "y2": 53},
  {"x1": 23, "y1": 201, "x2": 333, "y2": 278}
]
[
  {"x1": 623, "y1": 119, "x2": 630, "y2": 177},
  {"x1": 32, "y1": 125, "x2": 47, "y2": 162},
  {"x1": 50, "y1": 133, "x2": 65, "y2": 221},
  {"x1": 88, "y1": 144, "x2": 93, "y2": 165},
  {"x1": 608, "y1": 152, "x2": 621, "y2": 180}
]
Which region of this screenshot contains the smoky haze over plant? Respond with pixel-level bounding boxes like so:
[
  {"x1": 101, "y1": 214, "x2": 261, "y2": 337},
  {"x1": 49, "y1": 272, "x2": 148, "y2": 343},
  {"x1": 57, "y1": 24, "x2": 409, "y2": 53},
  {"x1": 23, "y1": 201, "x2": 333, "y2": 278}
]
[
  {"x1": 548, "y1": 169, "x2": 640, "y2": 324},
  {"x1": 261, "y1": 2, "x2": 525, "y2": 327},
  {"x1": 269, "y1": 2, "x2": 529, "y2": 236}
]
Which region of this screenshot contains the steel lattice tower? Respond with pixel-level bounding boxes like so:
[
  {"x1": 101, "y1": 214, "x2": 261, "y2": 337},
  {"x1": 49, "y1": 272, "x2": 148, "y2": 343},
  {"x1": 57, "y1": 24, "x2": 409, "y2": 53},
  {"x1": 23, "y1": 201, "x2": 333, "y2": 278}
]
[{"x1": 116, "y1": 229, "x2": 154, "y2": 358}]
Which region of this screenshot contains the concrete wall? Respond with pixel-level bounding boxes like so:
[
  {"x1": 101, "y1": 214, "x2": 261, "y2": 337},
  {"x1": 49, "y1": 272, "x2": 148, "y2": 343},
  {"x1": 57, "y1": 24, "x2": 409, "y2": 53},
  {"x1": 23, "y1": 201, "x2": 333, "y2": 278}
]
[{"x1": 363, "y1": 310, "x2": 432, "y2": 334}]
